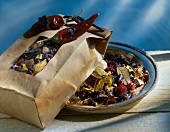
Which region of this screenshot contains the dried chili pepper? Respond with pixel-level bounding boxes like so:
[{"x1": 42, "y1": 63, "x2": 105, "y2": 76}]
[
  {"x1": 55, "y1": 13, "x2": 99, "y2": 44},
  {"x1": 37, "y1": 13, "x2": 99, "y2": 44},
  {"x1": 23, "y1": 10, "x2": 84, "y2": 38},
  {"x1": 64, "y1": 15, "x2": 104, "y2": 32}
]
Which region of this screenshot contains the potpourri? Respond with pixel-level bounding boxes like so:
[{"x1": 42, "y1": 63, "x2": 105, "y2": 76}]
[
  {"x1": 10, "y1": 36, "x2": 62, "y2": 75},
  {"x1": 71, "y1": 52, "x2": 150, "y2": 106}
]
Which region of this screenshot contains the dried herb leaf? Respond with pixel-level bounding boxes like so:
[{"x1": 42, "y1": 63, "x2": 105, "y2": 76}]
[
  {"x1": 35, "y1": 54, "x2": 43, "y2": 60},
  {"x1": 117, "y1": 66, "x2": 130, "y2": 82},
  {"x1": 126, "y1": 65, "x2": 134, "y2": 72}
]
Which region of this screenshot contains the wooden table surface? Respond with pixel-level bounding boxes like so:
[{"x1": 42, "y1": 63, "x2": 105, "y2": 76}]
[{"x1": 0, "y1": 51, "x2": 170, "y2": 132}]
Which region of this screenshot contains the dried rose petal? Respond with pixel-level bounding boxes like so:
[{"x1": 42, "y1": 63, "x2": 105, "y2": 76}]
[
  {"x1": 106, "y1": 96, "x2": 116, "y2": 105},
  {"x1": 115, "y1": 83, "x2": 127, "y2": 96}
]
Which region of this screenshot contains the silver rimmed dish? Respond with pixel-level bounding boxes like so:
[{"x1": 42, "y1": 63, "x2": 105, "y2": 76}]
[{"x1": 67, "y1": 42, "x2": 158, "y2": 113}]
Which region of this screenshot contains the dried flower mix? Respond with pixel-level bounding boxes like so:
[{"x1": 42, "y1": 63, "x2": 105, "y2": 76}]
[
  {"x1": 71, "y1": 52, "x2": 150, "y2": 106},
  {"x1": 11, "y1": 36, "x2": 62, "y2": 75}
]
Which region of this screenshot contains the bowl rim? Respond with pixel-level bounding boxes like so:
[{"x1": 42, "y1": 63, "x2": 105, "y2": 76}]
[{"x1": 67, "y1": 41, "x2": 158, "y2": 111}]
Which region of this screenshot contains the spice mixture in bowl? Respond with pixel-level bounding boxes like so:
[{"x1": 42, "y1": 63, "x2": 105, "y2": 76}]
[{"x1": 67, "y1": 42, "x2": 158, "y2": 113}]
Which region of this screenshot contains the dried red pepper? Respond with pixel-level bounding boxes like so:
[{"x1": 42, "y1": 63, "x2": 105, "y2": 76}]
[
  {"x1": 54, "y1": 13, "x2": 99, "y2": 44},
  {"x1": 37, "y1": 13, "x2": 99, "y2": 44},
  {"x1": 23, "y1": 10, "x2": 84, "y2": 38}
]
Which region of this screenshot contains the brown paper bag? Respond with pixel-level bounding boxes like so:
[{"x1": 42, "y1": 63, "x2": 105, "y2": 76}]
[{"x1": 0, "y1": 26, "x2": 112, "y2": 128}]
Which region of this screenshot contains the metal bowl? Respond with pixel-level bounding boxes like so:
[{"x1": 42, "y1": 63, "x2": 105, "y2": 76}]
[{"x1": 66, "y1": 42, "x2": 158, "y2": 113}]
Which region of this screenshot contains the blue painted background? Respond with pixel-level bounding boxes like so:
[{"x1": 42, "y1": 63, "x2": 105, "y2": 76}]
[{"x1": 0, "y1": 0, "x2": 170, "y2": 54}]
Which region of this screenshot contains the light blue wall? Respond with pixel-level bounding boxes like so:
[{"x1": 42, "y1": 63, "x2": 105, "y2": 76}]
[{"x1": 0, "y1": 0, "x2": 170, "y2": 54}]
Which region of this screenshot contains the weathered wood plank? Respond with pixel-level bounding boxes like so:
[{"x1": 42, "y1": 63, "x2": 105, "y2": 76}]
[
  {"x1": 0, "y1": 113, "x2": 169, "y2": 132},
  {"x1": 55, "y1": 112, "x2": 170, "y2": 132},
  {"x1": 0, "y1": 118, "x2": 41, "y2": 132}
]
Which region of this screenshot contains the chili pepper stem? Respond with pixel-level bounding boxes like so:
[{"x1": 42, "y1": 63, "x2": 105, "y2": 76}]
[
  {"x1": 37, "y1": 38, "x2": 51, "y2": 45},
  {"x1": 63, "y1": 9, "x2": 84, "y2": 24},
  {"x1": 37, "y1": 34, "x2": 59, "y2": 45}
]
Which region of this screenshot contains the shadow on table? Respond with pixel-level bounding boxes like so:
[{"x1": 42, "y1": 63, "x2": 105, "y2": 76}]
[
  {"x1": 1, "y1": 102, "x2": 169, "y2": 132},
  {"x1": 56, "y1": 101, "x2": 170, "y2": 132},
  {"x1": 151, "y1": 53, "x2": 170, "y2": 62},
  {"x1": 0, "y1": 118, "x2": 41, "y2": 132},
  {"x1": 57, "y1": 108, "x2": 122, "y2": 122},
  {"x1": 78, "y1": 110, "x2": 170, "y2": 132}
]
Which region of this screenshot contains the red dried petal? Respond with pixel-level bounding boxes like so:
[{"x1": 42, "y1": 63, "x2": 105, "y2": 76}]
[
  {"x1": 127, "y1": 81, "x2": 136, "y2": 90},
  {"x1": 106, "y1": 96, "x2": 116, "y2": 105},
  {"x1": 106, "y1": 64, "x2": 115, "y2": 72},
  {"x1": 115, "y1": 83, "x2": 127, "y2": 96}
]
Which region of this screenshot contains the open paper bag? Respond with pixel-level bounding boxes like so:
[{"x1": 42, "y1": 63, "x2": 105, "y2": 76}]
[{"x1": 0, "y1": 26, "x2": 112, "y2": 128}]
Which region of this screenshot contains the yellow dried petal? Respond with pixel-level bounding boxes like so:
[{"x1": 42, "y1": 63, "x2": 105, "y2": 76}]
[
  {"x1": 20, "y1": 64, "x2": 28, "y2": 72},
  {"x1": 33, "y1": 59, "x2": 47, "y2": 75},
  {"x1": 35, "y1": 54, "x2": 43, "y2": 60},
  {"x1": 92, "y1": 67, "x2": 107, "y2": 79},
  {"x1": 96, "y1": 75, "x2": 113, "y2": 91},
  {"x1": 82, "y1": 87, "x2": 93, "y2": 92},
  {"x1": 84, "y1": 67, "x2": 108, "y2": 90},
  {"x1": 134, "y1": 66, "x2": 143, "y2": 78}
]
